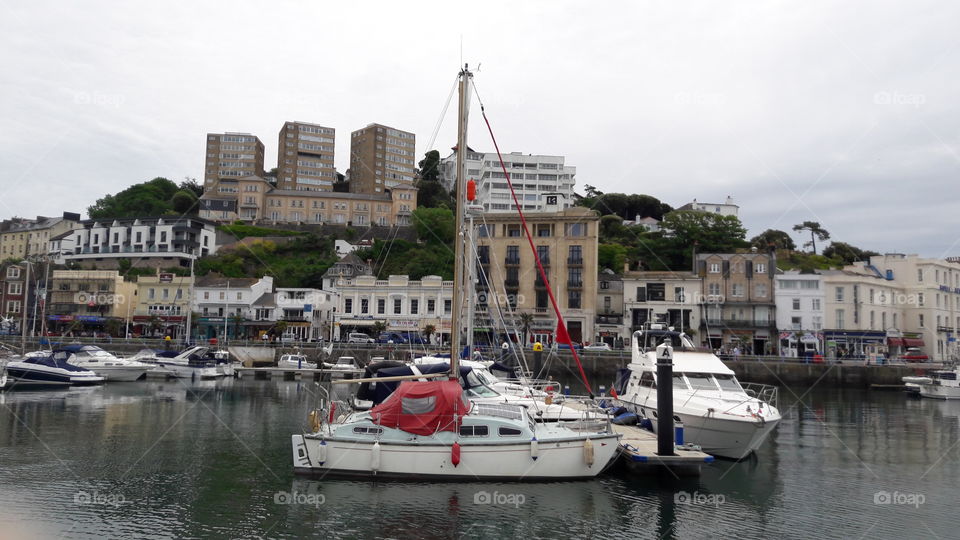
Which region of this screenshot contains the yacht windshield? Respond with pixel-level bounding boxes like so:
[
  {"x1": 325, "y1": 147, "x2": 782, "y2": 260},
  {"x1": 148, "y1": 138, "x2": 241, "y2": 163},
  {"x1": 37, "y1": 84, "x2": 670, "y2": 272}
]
[
  {"x1": 685, "y1": 373, "x2": 719, "y2": 392},
  {"x1": 464, "y1": 371, "x2": 500, "y2": 398},
  {"x1": 715, "y1": 374, "x2": 744, "y2": 393},
  {"x1": 672, "y1": 373, "x2": 689, "y2": 390}
]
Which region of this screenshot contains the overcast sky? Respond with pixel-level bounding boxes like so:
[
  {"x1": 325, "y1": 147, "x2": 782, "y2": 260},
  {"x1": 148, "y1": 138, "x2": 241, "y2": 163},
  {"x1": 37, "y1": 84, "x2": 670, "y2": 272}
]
[{"x1": 2, "y1": 1, "x2": 958, "y2": 257}]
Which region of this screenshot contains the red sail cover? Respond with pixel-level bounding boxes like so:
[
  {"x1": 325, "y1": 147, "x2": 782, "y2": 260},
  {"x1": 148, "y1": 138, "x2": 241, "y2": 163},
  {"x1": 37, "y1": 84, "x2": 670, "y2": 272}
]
[{"x1": 370, "y1": 380, "x2": 470, "y2": 435}]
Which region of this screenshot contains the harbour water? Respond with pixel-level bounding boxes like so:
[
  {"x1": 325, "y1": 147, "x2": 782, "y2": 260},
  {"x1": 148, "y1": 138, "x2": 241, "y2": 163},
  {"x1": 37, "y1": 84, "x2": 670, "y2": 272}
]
[{"x1": 1, "y1": 380, "x2": 959, "y2": 539}]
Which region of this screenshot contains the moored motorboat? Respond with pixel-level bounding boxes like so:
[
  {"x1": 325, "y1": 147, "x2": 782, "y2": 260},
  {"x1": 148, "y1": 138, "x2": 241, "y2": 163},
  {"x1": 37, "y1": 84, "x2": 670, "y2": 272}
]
[
  {"x1": 5, "y1": 352, "x2": 105, "y2": 386},
  {"x1": 918, "y1": 367, "x2": 960, "y2": 399},
  {"x1": 132, "y1": 346, "x2": 222, "y2": 379},
  {"x1": 278, "y1": 353, "x2": 316, "y2": 369},
  {"x1": 614, "y1": 324, "x2": 781, "y2": 460}
]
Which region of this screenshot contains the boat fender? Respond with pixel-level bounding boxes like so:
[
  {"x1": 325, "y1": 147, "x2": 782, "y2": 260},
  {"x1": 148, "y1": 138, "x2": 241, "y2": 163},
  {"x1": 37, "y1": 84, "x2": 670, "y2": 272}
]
[
  {"x1": 583, "y1": 438, "x2": 595, "y2": 467},
  {"x1": 530, "y1": 437, "x2": 539, "y2": 460},
  {"x1": 308, "y1": 410, "x2": 321, "y2": 433},
  {"x1": 318, "y1": 440, "x2": 327, "y2": 465},
  {"x1": 451, "y1": 442, "x2": 461, "y2": 467},
  {"x1": 371, "y1": 441, "x2": 381, "y2": 472},
  {"x1": 328, "y1": 402, "x2": 337, "y2": 424}
]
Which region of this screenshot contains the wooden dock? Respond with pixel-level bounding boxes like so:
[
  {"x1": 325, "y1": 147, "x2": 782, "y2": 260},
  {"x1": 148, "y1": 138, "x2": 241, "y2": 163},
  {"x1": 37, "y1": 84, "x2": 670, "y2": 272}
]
[
  {"x1": 235, "y1": 367, "x2": 364, "y2": 381},
  {"x1": 612, "y1": 424, "x2": 714, "y2": 476}
]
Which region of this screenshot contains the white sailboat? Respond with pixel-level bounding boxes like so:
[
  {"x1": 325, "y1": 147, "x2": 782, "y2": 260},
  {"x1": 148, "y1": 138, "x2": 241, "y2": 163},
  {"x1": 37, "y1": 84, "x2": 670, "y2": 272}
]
[
  {"x1": 291, "y1": 66, "x2": 620, "y2": 480},
  {"x1": 615, "y1": 324, "x2": 781, "y2": 459}
]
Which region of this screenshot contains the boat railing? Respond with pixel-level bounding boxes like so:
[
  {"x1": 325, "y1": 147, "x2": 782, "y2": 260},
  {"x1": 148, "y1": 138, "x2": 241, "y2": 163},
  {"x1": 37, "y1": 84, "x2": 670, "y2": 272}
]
[{"x1": 741, "y1": 382, "x2": 779, "y2": 410}]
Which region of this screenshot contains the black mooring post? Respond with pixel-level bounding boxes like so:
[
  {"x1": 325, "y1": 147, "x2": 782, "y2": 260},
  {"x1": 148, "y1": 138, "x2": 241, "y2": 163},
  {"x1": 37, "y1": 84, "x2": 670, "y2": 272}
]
[{"x1": 656, "y1": 341, "x2": 675, "y2": 456}]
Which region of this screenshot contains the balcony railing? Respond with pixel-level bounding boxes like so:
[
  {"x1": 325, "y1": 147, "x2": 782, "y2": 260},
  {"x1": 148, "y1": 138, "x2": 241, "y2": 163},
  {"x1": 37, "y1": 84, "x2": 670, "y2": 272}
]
[
  {"x1": 504, "y1": 278, "x2": 519, "y2": 287},
  {"x1": 567, "y1": 257, "x2": 583, "y2": 265},
  {"x1": 703, "y1": 319, "x2": 775, "y2": 328},
  {"x1": 937, "y1": 325, "x2": 955, "y2": 333},
  {"x1": 567, "y1": 280, "x2": 583, "y2": 288},
  {"x1": 504, "y1": 257, "x2": 520, "y2": 265}
]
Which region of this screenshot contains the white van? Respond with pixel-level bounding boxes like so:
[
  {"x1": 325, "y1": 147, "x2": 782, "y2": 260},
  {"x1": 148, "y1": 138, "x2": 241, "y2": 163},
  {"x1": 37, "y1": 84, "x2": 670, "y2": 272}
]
[{"x1": 347, "y1": 332, "x2": 374, "y2": 344}]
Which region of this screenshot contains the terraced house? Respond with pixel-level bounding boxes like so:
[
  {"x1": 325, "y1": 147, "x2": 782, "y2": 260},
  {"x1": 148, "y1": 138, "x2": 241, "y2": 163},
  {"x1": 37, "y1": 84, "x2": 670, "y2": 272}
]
[{"x1": 696, "y1": 250, "x2": 777, "y2": 354}]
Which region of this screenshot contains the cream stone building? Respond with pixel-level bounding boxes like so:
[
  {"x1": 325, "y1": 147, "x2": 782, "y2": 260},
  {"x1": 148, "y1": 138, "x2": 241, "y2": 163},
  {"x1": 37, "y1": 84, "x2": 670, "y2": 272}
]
[
  {"x1": 476, "y1": 207, "x2": 598, "y2": 344},
  {"x1": 46, "y1": 270, "x2": 136, "y2": 334},
  {"x1": 199, "y1": 175, "x2": 416, "y2": 226},
  {"x1": 203, "y1": 132, "x2": 266, "y2": 191},
  {"x1": 696, "y1": 251, "x2": 777, "y2": 354},
  {"x1": 0, "y1": 213, "x2": 81, "y2": 260},
  {"x1": 277, "y1": 121, "x2": 337, "y2": 191}
]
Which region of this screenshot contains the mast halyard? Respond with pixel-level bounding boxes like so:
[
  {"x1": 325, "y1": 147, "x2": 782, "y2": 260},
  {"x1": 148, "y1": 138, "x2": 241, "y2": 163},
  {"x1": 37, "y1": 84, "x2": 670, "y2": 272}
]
[{"x1": 449, "y1": 65, "x2": 473, "y2": 378}]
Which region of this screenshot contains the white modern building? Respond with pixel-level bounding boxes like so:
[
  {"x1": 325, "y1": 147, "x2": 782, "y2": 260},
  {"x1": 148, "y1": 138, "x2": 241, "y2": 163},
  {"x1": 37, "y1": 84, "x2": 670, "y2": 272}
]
[
  {"x1": 774, "y1": 270, "x2": 825, "y2": 357},
  {"x1": 275, "y1": 287, "x2": 338, "y2": 341},
  {"x1": 674, "y1": 197, "x2": 739, "y2": 218},
  {"x1": 440, "y1": 150, "x2": 576, "y2": 212},
  {"x1": 50, "y1": 217, "x2": 218, "y2": 269},
  {"x1": 621, "y1": 271, "x2": 702, "y2": 339},
  {"x1": 192, "y1": 275, "x2": 274, "y2": 340},
  {"x1": 333, "y1": 275, "x2": 453, "y2": 343}
]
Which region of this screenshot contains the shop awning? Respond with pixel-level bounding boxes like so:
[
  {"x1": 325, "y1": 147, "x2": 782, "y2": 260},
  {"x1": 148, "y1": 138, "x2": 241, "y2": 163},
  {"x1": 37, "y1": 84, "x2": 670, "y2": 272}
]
[
  {"x1": 887, "y1": 337, "x2": 904, "y2": 347},
  {"x1": 903, "y1": 338, "x2": 925, "y2": 347}
]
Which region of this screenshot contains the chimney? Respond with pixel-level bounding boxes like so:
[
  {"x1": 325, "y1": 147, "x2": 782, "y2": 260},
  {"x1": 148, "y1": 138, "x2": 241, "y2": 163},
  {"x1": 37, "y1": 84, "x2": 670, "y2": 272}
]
[{"x1": 623, "y1": 261, "x2": 630, "y2": 273}]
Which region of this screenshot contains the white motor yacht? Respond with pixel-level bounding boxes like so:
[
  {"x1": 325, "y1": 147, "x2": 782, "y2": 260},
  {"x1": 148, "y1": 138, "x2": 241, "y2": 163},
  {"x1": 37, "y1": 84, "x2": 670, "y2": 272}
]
[
  {"x1": 132, "y1": 346, "x2": 221, "y2": 379},
  {"x1": 321, "y1": 356, "x2": 360, "y2": 371},
  {"x1": 918, "y1": 367, "x2": 960, "y2": 399},
  {"x1": 615, "y1": 325, "x2": 781, "y2": 460}
]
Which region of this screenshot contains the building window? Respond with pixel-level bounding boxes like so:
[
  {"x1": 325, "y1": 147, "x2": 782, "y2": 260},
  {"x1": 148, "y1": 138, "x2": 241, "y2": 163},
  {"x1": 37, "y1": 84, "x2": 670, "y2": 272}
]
[
  {"x1": 835, "y1": 287, "x2": 844, "y2": 302},
  {"x1": 568, "y1": 245, "x2": 582, "y2": 264},
  {"x1": 148, "y1": 288, "x2": 155, "y2": 300},
  {"x1": 708, "y1": 283, "x2": 720, "y2": 296},
  {"x1": 917, "y1": 268, "x2": 923, "y2": 282},
  {"x1": 344, "y1": 298, "x2": 353, "y2": 313},
  {"x1": 566, "y1": 223, "x2": 586, "y2": 237},
  {"x1": 394, "y1": 298, "x2": 402, "y2": 314},
  {"x1": 6, "y1": 267, "x2": 20, "y2": 278},
  {"x1": 792, "y1": 298, "x2": 800, "y2": 310},
  {"x1": 568, "y1": 290, "x2": 581, "y2": 309},
  {"x1": 427, "y1": 299, "x2": 436, "y2": 314},
  {"x1": 919, "y1": 314, "x2": 925, "y2": 327},
  {"x1": 7, "y1": 282, "x2": 21, "y2": 295},
  {"x1": 756, "y1": 263, "x2": 766, "y2": 274},
  {"x1": 7, "y1": 301, "x2": 21, "y2": 313},
  {"x1": 755, "y1": 283, "x2": 767, "y2": 297},
  {"x1": 444, "y1": 299, "x2": 452, "y2": 314},
  {"x1": 410, "y1": 299, "x2": 419, "y2": 315},
  {"x1": 918, "y1": 293, "x2": 924, "y2": 306},
  {"x1": 674, "y1": 287, "x2": 685, "y2": 303},
  {"x1": 791, "y1": 316, "x2": 802, "y2": 330},
  {"x1": 377, "y1": 299, "x2": 385, "y2": 314},
  {"x1": 731, "y1": 284, "x2": 744, "y2": 297},
  {"x1": 536, "y1": 245, "x2": 550, "y2": 264},
  {"x1": 836, "y1": 309, "x2": 845, "y2": 329},
  {"x1": 812, "y1": 298, "x2": 821, "y2": 311},
  {"x1": 709, "y1": 263, "x2": 720, "y2": 273},
  {"x1": 361, "y1": 298, "x2": 369, "y2": 314}
]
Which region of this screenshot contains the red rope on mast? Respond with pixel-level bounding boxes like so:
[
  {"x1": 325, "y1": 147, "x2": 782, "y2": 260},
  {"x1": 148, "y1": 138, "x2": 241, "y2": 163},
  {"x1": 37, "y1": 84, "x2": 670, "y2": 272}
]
[{"x1": 478, "y1": 106, "x2": 594, "y2": 397}]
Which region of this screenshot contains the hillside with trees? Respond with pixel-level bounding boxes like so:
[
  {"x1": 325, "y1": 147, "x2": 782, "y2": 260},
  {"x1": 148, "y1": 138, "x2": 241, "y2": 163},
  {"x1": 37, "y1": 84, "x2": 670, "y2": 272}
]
[{"x1": 87, "y1": 177, "x2": 202, "y2": 218}]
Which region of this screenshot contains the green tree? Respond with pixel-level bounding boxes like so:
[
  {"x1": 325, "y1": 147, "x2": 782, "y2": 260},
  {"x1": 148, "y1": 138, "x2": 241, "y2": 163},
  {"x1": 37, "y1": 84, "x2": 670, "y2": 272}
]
[
  {"x1": 598, "y1": 243, "x2": 629, "y2": 272},
  {"x1": 793, "y1": 221, "x2": 830, "y2": 254},
  {"x1": 638, "y1": 211, "x2": 749, "y2": 270},
  {"x1": 417, "y1": 150, "x2": 441, "y2": 184},
  {"x1": 750, "y1": 229, "x2": 796, "y2": 251},
  {"x1": 88, "y1": 177, "x2": 189, "y2": 218},
  {"x1": 372, "y1": 321, "x2": 387, "y2": 336},
  {"x1": 517, "y1": 312, "x2": 535, "y2": 344},
  {"x1": 822, "y1": 241, "x2": 879, "y2": 265},
  {"x1": 178, "y1": 178, "x2": 203, "y2": 198},
  {"x1": 171, "y1": 190, "x2": 198, "y2": 214},
  {"x1": 412, "y1": 207, "x2": 455, "y2": 245},
  {"x1": 415, "y1": 151, "x2": 453, "y2": 208}
]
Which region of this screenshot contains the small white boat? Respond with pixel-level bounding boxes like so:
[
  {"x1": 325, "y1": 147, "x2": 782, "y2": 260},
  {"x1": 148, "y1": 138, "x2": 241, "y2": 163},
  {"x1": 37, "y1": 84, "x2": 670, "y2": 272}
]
[
  {"x1": 616, "y1": 325, "x2": 781, "y2": 460},
  {"x1": 919, "y1": 367, "x2": 960, "y2": 399},
  {"x1": 321, "y1": 356, "x2": 359, "y2": 371},
  {"x1": 279, "y1": 353, "x2": 317, "y2": 369},
  {"x1": 5, "y1": 352, "x2": 105, "y2": 386},
  {"x1": 293, "y1": 379, "x2": 620, "y2": 480},
  {"x1": 902, "y1": 375, "x2": 933, "y2": 394},
  {"x1": 29, "y1": 345, "x2": 153, "y2": 382}
]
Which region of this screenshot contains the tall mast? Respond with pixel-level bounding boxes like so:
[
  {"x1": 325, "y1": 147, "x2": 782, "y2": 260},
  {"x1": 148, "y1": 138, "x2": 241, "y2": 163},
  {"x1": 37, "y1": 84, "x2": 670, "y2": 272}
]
[
  {"x1": 184, "y1": 256, "x2": 194, "y2": 345},
  {"x1": 450, "y1": 65, "x2": 473, "y2": 377}
]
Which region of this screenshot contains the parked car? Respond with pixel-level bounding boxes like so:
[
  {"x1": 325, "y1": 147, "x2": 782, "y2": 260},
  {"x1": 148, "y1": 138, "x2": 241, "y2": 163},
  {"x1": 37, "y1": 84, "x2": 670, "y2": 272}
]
[
  {"x1": 400, "y1": 332, "x2": 426, "y2": 345},
  {"x1": 556, "y1": 342, "x2": 583, "y2": 351},
  {"x1": 583, "y1": 342, "x2": 611, "y2": 352},
  {"x1": 377, "y1": 332, "x2": 409, "y2": 344},
  {"x1": 347, "y1": 332, "x2": 375, "y2": 344},
  {"x1": 900, "y1": 347, "x2": 930, "y2": 362}
]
